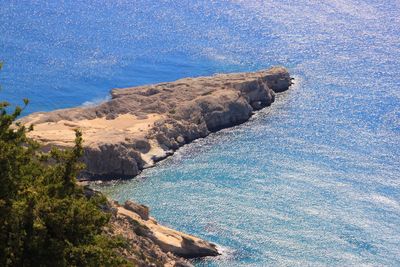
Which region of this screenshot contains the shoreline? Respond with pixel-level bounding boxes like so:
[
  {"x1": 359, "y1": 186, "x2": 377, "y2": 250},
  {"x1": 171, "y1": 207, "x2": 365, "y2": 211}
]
[
  {"x1": 18, "y1": 66, "x2": 292, "y2": 265},
  {"x1": 20, "y1": 66, "x2": 292, "y2": 180}
]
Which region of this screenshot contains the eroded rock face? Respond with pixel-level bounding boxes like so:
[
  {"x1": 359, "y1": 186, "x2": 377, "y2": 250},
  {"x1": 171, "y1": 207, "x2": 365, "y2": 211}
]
[
  {"x1": 106, "y1": 199, "x2": 219, "y2": 266},
  {"x1": 20, "y1": 67, "x2": 291, "y2": 179},
  {"x1": 105, "y1": 202, "x2": 193, "y2": 267},
  {"x1": 82, "y1": 185, "x2": 218, "y2": 265},
  {"x1": 124, "y1": 200, "x2": 150, "y2": 220}
]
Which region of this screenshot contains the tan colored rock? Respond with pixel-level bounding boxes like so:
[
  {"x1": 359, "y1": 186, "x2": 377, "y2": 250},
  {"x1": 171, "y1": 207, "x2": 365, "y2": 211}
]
[
  {"x1": 106, "y1": 205, "x2": 193, "y2": 267},
  {"x1": 20, "y1": 66, "x2": 291, "y2": 179},
  {"x1": 124, "y1": 200, "x2": 150, "y2": 220},
  {"x1": 114, "y1": 201, "x2": 219, "y2": 259},
  {"x1": 83, "y1": 186, "x2": 214, "y2": 266}
]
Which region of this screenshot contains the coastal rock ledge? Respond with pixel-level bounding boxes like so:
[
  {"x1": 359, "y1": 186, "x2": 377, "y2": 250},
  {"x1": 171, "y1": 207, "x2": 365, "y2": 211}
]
[
  {"x1": 103, "y1": 198, "x2": 219, "y2": 266},
  {"x1": 21, "y1": 66, "x2": 291, "y2": 179}
]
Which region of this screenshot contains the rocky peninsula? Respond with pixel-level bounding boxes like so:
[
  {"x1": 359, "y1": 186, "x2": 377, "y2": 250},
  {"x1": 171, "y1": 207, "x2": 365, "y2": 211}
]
[
  {"x1": 20, "y1": 67, "x2": 292, "y2": 179},
  {"x1": 18, "y1": 66, "x2": 292, "y2": 266}
]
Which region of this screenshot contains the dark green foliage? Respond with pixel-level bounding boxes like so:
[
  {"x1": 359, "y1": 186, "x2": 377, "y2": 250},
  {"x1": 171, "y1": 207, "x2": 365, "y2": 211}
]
[{"x1": 0, "y1": 63, "x2": 132, "y2": 266}]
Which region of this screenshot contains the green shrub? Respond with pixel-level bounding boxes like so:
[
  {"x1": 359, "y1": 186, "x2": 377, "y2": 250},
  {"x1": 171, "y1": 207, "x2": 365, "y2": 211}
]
[{"x1": 0, "y1": 63, "x2": 131, "y2": 267}]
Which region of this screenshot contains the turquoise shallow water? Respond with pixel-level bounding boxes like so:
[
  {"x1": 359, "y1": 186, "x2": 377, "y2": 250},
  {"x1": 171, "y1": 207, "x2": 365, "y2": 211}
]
[{"x1": 1, "y1": 1, "x2": 400, "y2": 266}]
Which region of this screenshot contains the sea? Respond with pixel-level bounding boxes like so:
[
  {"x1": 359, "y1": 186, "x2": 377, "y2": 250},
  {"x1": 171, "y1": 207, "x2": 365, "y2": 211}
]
[{"x1": 1, "y1": 1, "x2": 399, "y2": 266}]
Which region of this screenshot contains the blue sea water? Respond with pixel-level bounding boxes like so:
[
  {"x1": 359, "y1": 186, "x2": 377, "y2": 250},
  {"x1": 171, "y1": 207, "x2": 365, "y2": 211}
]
[{"x1": 1, "y1": 0, "x2": 400, "y2": 266}]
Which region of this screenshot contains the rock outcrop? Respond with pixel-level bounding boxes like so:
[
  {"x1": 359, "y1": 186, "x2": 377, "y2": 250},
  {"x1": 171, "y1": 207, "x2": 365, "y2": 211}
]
[
  {"x1": 113, "y1": 201, "x2": 219, "y2": 258},
  {"x1": 103, "y1": 198, "x2": 219, "y2": 266},
  {"x1": 20, "y1": 67, "x2": 291, "y2": 179},
  {"x1": 83, "y1": 186, "x2": 219, "y2": 266}
]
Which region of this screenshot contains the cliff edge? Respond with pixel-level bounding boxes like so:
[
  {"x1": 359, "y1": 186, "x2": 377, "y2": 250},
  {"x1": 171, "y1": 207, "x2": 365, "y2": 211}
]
[
  {"x1": 20, "y1": 66, "x2": 291, "y2": 179},
  {"x1": 82, "y1": 186, "x2": 218, "y2": 266},
  {"x1": 106, "y1": 200, "x2": 219, "y2": 266}
]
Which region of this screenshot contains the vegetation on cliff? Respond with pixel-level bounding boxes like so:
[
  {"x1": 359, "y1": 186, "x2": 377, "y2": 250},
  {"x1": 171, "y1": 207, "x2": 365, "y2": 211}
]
[{"x1": 0, "y1": 63, "x2": 131, "y2": 266}]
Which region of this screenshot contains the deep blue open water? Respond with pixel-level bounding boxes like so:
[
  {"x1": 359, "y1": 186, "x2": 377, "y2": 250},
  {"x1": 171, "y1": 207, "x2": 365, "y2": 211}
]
[{"x1": 1, "y1": 1, "x2": 400, "y2": 266}]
